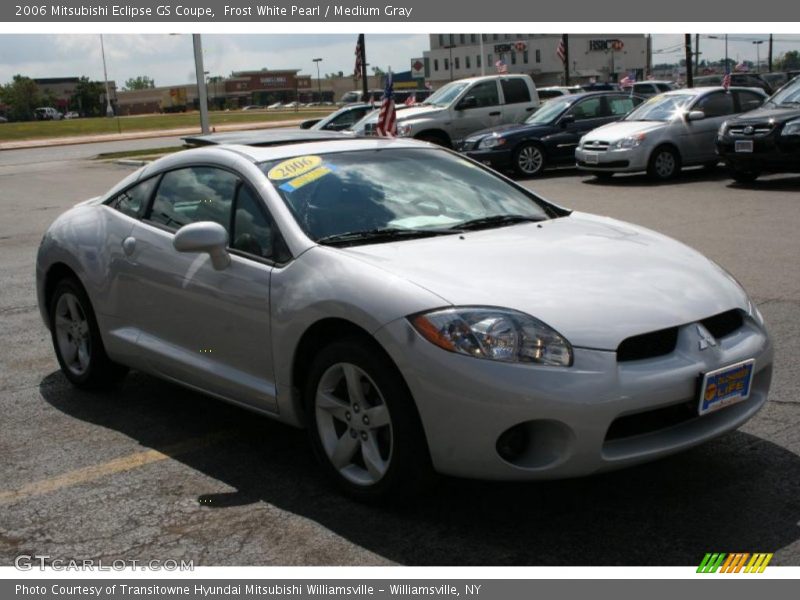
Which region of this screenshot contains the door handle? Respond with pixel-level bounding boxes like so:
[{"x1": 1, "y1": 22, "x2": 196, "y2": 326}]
[
  {"x1": 489, "y1": 111, "x2": 501, "y2": 116},
  {"x1": 122, "y1": 236, "x2": 136, "y2": 256},
  {"x1": 525, "y1": 107, "x2": 536, "y2": 112}
]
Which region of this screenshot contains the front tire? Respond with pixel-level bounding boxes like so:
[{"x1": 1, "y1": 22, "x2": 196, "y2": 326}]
[
  {"x1": 304, "y1": 338, "x2": 433, "y2": 502},
  {"x1": 647, "y1": 145, "x2": 681, "y2": 181},
  {"x1": 49, "y1": 277, "x2": 128, "y2": 389},
  {"x1": 513, "y1": 143, "x2": 546, "y2": 177}
]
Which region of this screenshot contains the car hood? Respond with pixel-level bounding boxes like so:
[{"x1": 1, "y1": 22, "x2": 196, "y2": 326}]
[
  {"x1": 727, "y1": 105, "x2": 800, "y2": 123},
  {"x1": 341, "y1": 212, "x2": 748, "y2": 350},
  {"x1": 466, "y1": 122, "x2": 552, "y2": 140},
  {"x1": 582, "y1": 120, "x2": 665, "y2": 142}
]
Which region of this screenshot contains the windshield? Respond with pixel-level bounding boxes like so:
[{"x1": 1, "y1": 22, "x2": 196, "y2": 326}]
[
  {"x1": 340, "y1": 92, "x2": 361, "y2": 104},
  {"x1": 769, "y1": 77, "x2": 800, "y2": 105},
  {"x1": 624, "y1": 93, "x2": 694, "y2": 121},
  {"x1": 422, "y1": 81, "x2": 469, "y2": 106},
  {"x1": 260, "y1": 148, "x2": 552, "y2": 244},
  {"x1": 525, "y1": 97, "x2": 571, "y2": 124}
]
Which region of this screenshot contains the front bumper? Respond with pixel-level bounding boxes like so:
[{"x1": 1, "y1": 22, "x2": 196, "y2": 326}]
[
  {"x1": 463, "y1": 147, "x2": 514, "y2": 171},
  {"x1": 717, "y1": 133, "x2": 800, "y2": 173},
  {"x1": 575, "y1": 145, "x2": 650, "y2": 173},
  {"x1": 374, "y1": 314, "x2": 772, "y2": 480}
]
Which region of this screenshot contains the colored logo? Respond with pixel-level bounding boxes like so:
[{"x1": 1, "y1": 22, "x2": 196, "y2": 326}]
[{"x1": 697, "y1": 553, "x2": 773, "y2": 573}]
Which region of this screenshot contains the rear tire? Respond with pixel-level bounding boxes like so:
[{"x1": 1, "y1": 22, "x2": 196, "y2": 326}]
[
  {"x1": 730, "y1": 168, "x2": 760, "y2": 183},
  {"x1": 49, "y1": 277, "x2": 128, "y2": 389},
  {"x1": 304, "y1": 337, "x2": 434, "y2": 502},
  {"x1": 647, "y1": 146, "x2": 681, "y2": 181}
]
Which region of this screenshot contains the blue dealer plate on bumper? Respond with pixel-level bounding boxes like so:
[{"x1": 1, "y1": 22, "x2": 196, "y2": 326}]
[{"x1": 698, "y1": 359, "x2": 755, "y2": 416}]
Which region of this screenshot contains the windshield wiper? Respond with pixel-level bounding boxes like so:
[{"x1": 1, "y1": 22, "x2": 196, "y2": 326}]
[
  {"x1": 450, "y1": 214, "x2": 545, "y2": 231},
  {"x1": 317, "y1": 227, "x2": 460, "y2": 246}
]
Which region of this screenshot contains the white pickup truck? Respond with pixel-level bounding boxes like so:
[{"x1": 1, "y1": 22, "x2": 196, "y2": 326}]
[{"x1": 352, "y1": 74, "x2": 539, "y2": 148}]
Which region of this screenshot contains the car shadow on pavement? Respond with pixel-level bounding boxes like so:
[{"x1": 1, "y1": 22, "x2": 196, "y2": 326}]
[
  {"x1": 727, "y1": 175, "x2": 800, "y2": 191},
  {"x1": 580, "y1": 167, "x2": 732, "y2": 187},
  {"x1": 39, "y1": 369, "x2": 800, "y2": 566}
]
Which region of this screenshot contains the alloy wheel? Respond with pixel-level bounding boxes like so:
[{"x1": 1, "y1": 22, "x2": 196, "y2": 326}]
[
  {"x1": 54, "y1": 292, "x2": 91, "y2": 376},
  {"x1": 517, "y1": 145, "x2": 544, "y2": 175}
]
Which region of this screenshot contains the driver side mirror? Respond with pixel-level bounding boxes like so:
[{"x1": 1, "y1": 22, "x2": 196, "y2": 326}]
[
  {"x1": 559, "y1": 114, "x2": 576, "y2": 128},
  {"x1": 173, "y1": 221, "x2": 230, "y2": 270},
  {"x1": 687, "y1": 110, "x2": 706, "y2": 121},
  {"x1": 457, "y1": 96, "x2": 478, "y2": 110}
]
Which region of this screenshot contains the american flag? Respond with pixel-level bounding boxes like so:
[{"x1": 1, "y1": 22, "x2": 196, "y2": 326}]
[
  {"x1": 495, "y1": 59, "x2": 508, "y2": 74},
  {"x1": 556, "y1": 37, "x2": 567, "y2": 64},
  {"x1": 619, "y1": 71, "x2": 636, "y2": 88},
  {"x1": 722, "y1": 69, "x2": 731, "y2": 90},
  {"x1": 354, "y1": 34, "x2": 364, "y2": 79},
  {"x1": 404, "y1": 93, "x2": 416, "y2": 106},
  {"x1": 375, "y1": 72, "x2": 396, "y2": 137}
]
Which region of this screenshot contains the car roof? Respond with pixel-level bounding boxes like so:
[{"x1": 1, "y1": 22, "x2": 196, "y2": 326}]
[
  {"x1": 182, "y1": 129, "x2": 350, "y2": 147},
  {"x1": 225, "y1": 137, "x2": 425, "y2": 162},
  {"x1": 661, "y1": 86, "x2": 761, "y2": 95}
]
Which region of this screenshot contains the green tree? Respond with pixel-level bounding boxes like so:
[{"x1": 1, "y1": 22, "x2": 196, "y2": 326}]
[
  {"x1": 0, "y1": 75, "x2": 41, "y2": 121},
  {"x1": 124, "y1": 75, "x2": 155, "y2": 90},
  {"x1": 70, "y1": 77, "x2": 106, "y2": 116},
  {"x1": 776, "y1": 50, "x2": 800, "y2": 71}
]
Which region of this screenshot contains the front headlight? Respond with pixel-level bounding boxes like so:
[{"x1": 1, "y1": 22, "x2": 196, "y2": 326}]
[
  {"x1": 396, "y1": 123, "x2": 413, "y2": 137},
  {"x1": 781, "y1": 119, "x2": 800, "y2": 136},
  {"x1": 478, "y1": 135, "x2": 506, "y2": 149},
  {"x1": 409, "y1": 307, "x2": 573, "y2": 367},
  {"x1": 609, "y1": 133, "x2": 646, "y2": 150},
  {"x1": 718, "y1": 121, "x2": 729, "y2": 137}
]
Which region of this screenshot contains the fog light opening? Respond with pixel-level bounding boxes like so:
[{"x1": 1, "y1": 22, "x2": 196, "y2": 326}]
[{"x1": 496, "y1": 424, "x2": 530, "y2": 463}]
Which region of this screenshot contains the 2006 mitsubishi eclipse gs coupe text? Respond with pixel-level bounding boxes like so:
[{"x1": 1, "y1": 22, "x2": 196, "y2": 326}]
[{"x1": 36, "y1": 138, "x2": 773, "y2": 500}]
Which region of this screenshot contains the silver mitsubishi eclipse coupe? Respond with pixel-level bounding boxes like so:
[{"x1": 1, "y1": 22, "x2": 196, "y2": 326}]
[{"x1": 36, "y1": 137, "x2": 772, "y2": 500}]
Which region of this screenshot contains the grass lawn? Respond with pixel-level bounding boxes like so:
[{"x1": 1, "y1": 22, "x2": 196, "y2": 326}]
[{"x1": 0, "y1": 109, "x2": 334, "y2": 142}]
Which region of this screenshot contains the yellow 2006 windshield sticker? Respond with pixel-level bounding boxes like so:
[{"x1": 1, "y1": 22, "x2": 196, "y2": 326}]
[
  {"x1": 267, "y1": 155, "x2": 323, "y2": 180},
  {"x1": 279, "y1": 166, "x2": 334, "y2": 192}
]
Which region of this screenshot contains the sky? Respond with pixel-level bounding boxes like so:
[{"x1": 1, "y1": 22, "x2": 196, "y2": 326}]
[{"x1": 0, "y1": 33, "x2": 798, "y2": 88}]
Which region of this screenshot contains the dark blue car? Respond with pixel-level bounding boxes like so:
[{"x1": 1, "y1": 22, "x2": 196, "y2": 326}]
[{"x1": 459, "y1": 91, "x2": 645, "y2": 177}]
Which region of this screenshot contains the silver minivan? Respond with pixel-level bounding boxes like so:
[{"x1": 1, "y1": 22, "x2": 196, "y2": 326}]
[{"x1": 576, "y1": 87, "x2": 767, "y2": 180}]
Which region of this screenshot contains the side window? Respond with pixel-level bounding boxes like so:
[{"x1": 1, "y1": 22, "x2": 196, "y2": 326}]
[
  {"x1": 327, "y1": 107, "x2": 367, "y2": 130},
  {"x1": 568, "y1": 97, "x2": 604, "y2": 120},
  {"x1": 232, "y1": 185, "x2": 289, "y2": 262},
  {"x1": 466, "y1": 80, "x2": 500, "y2": 108},
  {"x1": 147, "y1": 167, "x2": 237, "y2": 232},
  {"x1": 695, "y1": 92, "x2": 735, "y2": 118},
  {"x1": 608, "y1": 96, "x2": 637, "y2": 116},
  {"x1": 501, "y1": 79, "x2": 531, "y2": 104},
  {"x1": 107, "y1": 176, "x2": 158, "y2": 219},
  {"x1": 657, "y1": 83, "x2": 672, "y2": 92},
  {"x1": 736, "y1": 90, "x2": 765, "y2": 112}
]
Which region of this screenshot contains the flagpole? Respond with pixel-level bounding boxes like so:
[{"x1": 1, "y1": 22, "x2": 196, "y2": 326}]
[
  {"x1": 563, "y1": 34, "x2": 570, "y2": 86},
  {"x1": 360, "y1": 34, "x2": 368, "y2": 99}
]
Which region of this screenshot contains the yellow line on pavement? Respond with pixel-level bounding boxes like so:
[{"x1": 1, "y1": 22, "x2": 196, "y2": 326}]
[{"x1": 0, "y1": 430, "x2": 234, "y2": 506}]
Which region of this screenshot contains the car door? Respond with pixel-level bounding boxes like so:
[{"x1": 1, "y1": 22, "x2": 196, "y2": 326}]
[
  {"x1": 547, "y1": 96, "x2": 612, "y2": 163},
  {"x1": 451, "y1": 80, "x2": 503, "y2": 142},
  {"x1": 116, "y1": 165, "x2": 281, "y2": 412},
  {"x1": 500, "y1": 77, "x2": 537, "y2": 123},
  {"x1": 685, "y1": 91, "x2": 736, "y2": 163}
]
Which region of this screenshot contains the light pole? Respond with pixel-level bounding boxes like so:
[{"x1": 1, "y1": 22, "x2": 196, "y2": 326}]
[
  {"x1": 313, "y1": 58, "x2": 322, "y2": 102},
  {"x1": 99, "y1": 34, "x2": 113, "y2": 117},
  {"x1": 752, "y1": 40, "x2": 764, "y2": 73},
  {"x1": 192, "y1": 34, "x2": 210, "y2": 134}
]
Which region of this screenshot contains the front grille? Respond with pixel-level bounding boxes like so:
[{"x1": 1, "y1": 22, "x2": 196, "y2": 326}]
[
  {"x1": 582, "y1": 141, "x2": 610, "y2": 152},
  {"x1": 701, "y1": 309, "x2": 744, "y2": 339},
  {"x1": 616, "y1": 309, "x2": 746, "y2": 363},
  {"x1": 606, "y1": 398, "x2": 697, "y2": 441},
  {"x1": 728, "y1": 124, "x2": 773, "y2": 137},
  {"x1": 617, "y1": 327, "x2": 679, "y2": 362}
]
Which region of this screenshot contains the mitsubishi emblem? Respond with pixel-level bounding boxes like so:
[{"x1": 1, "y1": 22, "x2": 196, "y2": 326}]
[{"x1": 697, "y1": 324, "x2": 717, "y2": 351}]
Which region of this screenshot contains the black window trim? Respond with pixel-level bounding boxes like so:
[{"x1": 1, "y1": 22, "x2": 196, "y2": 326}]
[{"x1": 128, "y1": 162, "x2": 293, "y2": 268}]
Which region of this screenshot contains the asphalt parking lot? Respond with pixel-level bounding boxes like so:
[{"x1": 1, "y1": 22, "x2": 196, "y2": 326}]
[{"x1": 1, "y1": 149, "x2": 799, "y2": 566}]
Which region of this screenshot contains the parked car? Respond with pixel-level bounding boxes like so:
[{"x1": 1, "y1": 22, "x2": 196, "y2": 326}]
[
  {"x1": 37, "y1": 137, "x2": 772, "y2": 500},
  {"x1": 0, "y1": 115, "x2": 8, "y2": 123},
  {"x1": 284, "y1": 101, "x2": 301, "y2": 109},
  {"x1": 762, "y1": 72, "x2": 791, "y2": 91},
  {"x1": 352, "y1": 74, "x2": 539, "y2": 147},
  {"x1": 717, "y1": 75, "x2": 800, "y2": 182},
  {"x1": 536, "y1": 86, "x2": 582, "y2": 102},
  {"x1": 694, "y1": 73, "x2": 773, "y2": 95},
  {"x1": 460, "y1": 92, "x2": 645, "y2": 176},
  {"x1": 267, "y1": 102, "x2": 283, "y2": 110},
  {"x1": 241, "y1": 105, "x2": 265, "y2": 111},
  {"x1": 631, "y1": 81, "x2": 677, "y2": 97},
  {"x1": 576, "y1": 87, "x2": 768, "y2": 180},
  {"x1": 64, "y1": 111, "x2": 81, "y2": 120},
  {"x1": 300, "y1": 103, "x2": 375, "y2": 131},
  {"x1": 34, "y1": 107, "x2": 63, "y2": 121}
]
